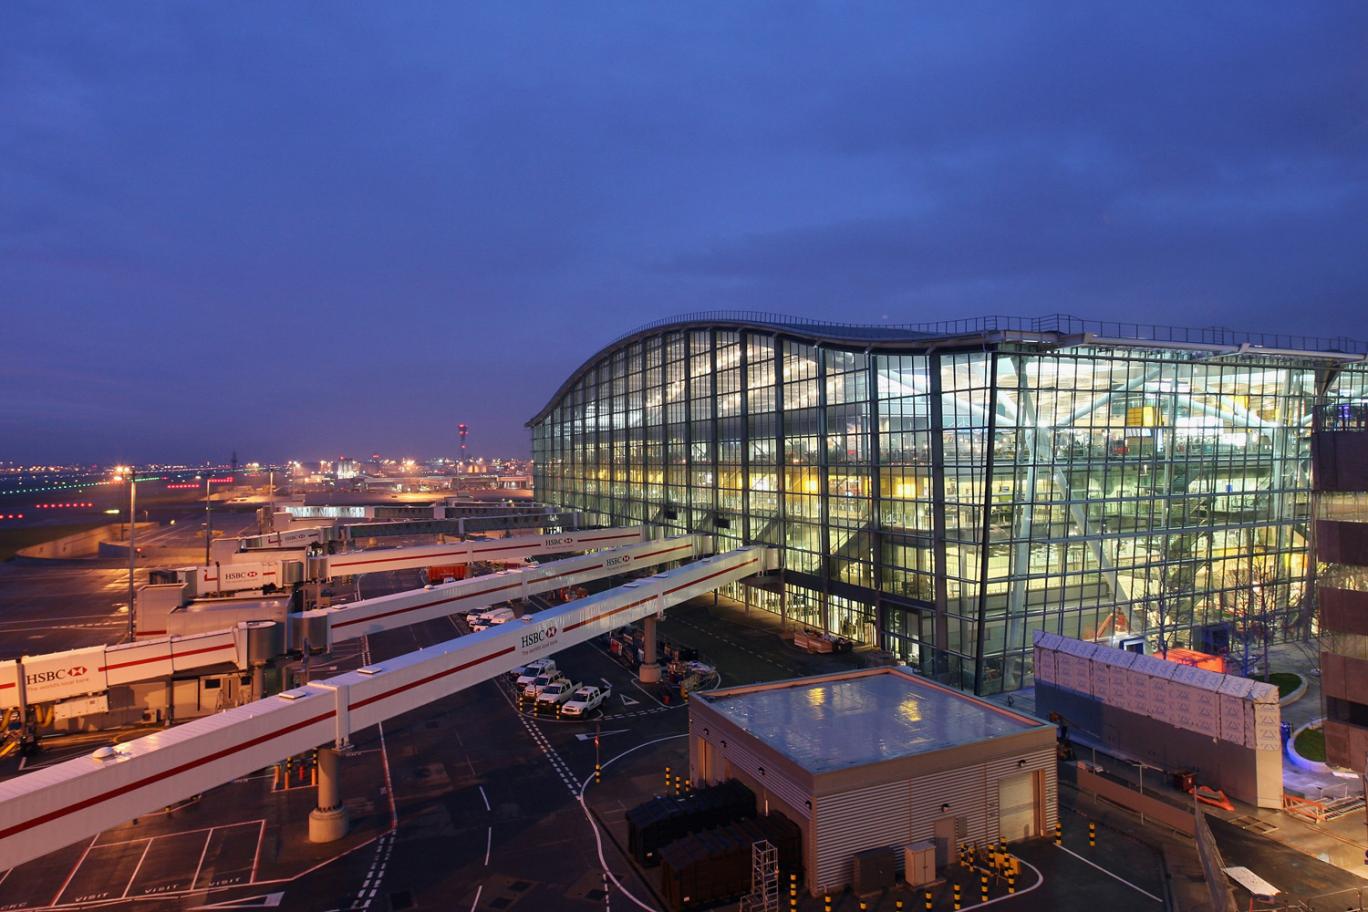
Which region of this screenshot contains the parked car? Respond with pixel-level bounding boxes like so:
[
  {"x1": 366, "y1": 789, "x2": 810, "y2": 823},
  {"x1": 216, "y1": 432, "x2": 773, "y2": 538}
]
[
  {"x1": 469, "y1": 606, "x2": 515, "y2": 632},
  {"x1": 535, "y1": 680, "x2": 580, "y2": 712},
  {"x1": 561, "y1": 684, "x2": 611, "y2": 717},
  {"x1": 522, "y1": 672, "x2": 566, "y2": 701},
  {"x1": 511, "y1": 658, "x2": 556, "y2": 683}
]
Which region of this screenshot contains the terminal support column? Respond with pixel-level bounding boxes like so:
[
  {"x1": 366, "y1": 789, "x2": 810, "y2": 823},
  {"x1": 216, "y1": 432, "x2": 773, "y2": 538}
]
[
  {"x1": 308, "y1": 747, "x2": 349, "y2": 842},
  {"x1": 639, "y1": 614, "x2": 661, "y2": 683}
]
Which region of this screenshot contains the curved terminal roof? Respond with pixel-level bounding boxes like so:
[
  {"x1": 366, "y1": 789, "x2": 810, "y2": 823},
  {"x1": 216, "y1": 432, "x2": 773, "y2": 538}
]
[{"x1": 528, "y1": 310, "x2": 1368, "y2": 426}]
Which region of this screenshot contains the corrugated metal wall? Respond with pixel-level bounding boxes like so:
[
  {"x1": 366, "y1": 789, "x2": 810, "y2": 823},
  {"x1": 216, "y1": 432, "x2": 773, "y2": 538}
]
[
  {"x1": 717, "y1": 735, "x2": 810, "y2": 820},
  {"x1": 811, "y1": 745, "x2": 1056, "y2": 892}
]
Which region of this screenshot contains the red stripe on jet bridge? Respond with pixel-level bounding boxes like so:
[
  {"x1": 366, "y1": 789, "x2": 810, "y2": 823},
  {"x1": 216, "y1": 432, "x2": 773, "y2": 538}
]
[
  {"x1": 563, "y1": 558, "x2": 759, "y2": 633},
  {"x1": 99, "y1": 642, "x2": 234, "y2": 673},
  {"x1": 0, "y1": 709, "x2": 336, "y2": 843},
  {"x1": 330, "y1": 540, "x2": 688, "y2": 631},
  {"x1": 350, "y1": 646, "x2": 516, "y2": 711},
  {"x1": 0, "y1": 682, "x2": 14, "y2": 690},
  {"x1": 327, "y1": 531, "x2": 638, "y2": 570},
  {"x1": 330, "y1": 578, "x2": 531, "y2": 630}
]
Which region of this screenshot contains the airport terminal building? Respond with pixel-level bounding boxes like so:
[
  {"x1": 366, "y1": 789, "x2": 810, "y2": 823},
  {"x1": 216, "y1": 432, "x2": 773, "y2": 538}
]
[{"x1": 528, "y1": 313, "x2": 1368, "y2": 694}]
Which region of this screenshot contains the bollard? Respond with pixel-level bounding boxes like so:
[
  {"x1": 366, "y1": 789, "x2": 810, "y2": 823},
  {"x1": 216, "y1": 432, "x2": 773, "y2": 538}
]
[
  {"x1": 924, "y1": 889, "x2": 933, "y2": 911},
  {"x1": 664, "y1": 765, "x2": 671, "y2": 789},
  {"x1": 594, "y1": 762, "x2": 601, "y2": 784},
  {"x1": 980, "y1": 872, "x2": 989, "y2": 902},
  {"x1": 823, "y1": 895, "x2": 831, "y2": 912},
  {"x1": 1055, "y1": 821, "x2": 1062, "y2": 845},
  {"x1": 673, "y1": 774, "x2": 682, "y2": 796},
  {"x1": 1008, "y1": 871, "x2": 1016, "y2": 894},
  {"x1": 953, "y1": 882, "x2": 961, "y2": 911},
  {"x1": 895, "y1": 902, "x2": 902, "y2": 911},
  {"x1": 1089, "y1": 821, "x2": 1096, "y2": 848},
  {"x1": 790, "y1": 873, "x2": 797, "y2": 898}
]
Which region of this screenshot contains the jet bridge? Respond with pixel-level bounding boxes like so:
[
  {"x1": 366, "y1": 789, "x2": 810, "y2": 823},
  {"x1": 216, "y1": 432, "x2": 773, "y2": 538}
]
[
  {"x1": 5, "y1": 535, "x2": 702, "y2": 714},
  {"x1": 0, "y1": 545, "x2": 775, "y2": 870}
]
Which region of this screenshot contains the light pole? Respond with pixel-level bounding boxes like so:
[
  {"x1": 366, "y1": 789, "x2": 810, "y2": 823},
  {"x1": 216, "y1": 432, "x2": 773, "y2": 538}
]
[
  {"x1": 127, "y1": 469, "x2": 137, "y2": 641},
  {"x1": 204, "y1": 474, "x2": 213, "y2": 567}
]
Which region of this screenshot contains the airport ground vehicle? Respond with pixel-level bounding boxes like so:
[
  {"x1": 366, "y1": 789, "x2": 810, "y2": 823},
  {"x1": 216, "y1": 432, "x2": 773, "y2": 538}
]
[
  {"x1": 511, "y1": 658, "x2": 555, "y2": 683},
  {"x1": 535, "y1": 679, "x2": 580, "y2": 712},
  {"x1": 561, "y1": 684, "x2": 610, "y2": 717},
  {"x1": 469, "y1": 606, "x2": 515, "y2": 631},
  {"x1": 522, "y1": 671, "x2": 566, "y2": 701}
]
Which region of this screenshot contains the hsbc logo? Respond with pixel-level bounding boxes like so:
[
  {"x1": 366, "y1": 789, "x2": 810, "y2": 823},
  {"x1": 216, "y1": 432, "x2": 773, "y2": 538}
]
[
  {"x1": 26, "y1": 665, "x2": 90, "y2": 685},
  {"x1": 520, "y1": 625, "x2": 558, "y2": 650},
  {"x1": 545, "y1": 537, "x2": 575, "y2": 547},
  {"x1": 605, "y1": 554, "x2": 632, "y2": 567}
]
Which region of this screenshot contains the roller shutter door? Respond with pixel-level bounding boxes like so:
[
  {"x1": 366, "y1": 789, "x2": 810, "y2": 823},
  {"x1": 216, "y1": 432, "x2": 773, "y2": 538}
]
[{"x1": 998, "y1": 772, "x2": 1036, "y2": 842}]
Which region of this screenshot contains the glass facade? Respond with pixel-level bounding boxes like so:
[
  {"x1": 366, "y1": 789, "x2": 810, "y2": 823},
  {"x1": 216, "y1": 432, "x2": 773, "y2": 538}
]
[{"x1": 530, "y1": 317, "x2": 1368, "y2": 693}]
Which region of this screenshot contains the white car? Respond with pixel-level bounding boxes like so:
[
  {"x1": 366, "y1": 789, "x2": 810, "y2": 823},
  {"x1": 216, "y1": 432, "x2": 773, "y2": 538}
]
[
  {"x1": 469, "y1": 606, "x2": 515, "y2": 632},
  {"x1": 535, "y1": 680, "x2": 580, "y2": 712},
  {"x1": 511, "y1": 658, "x2": 556, "y2": 684},
  {"x1": 561, "y1": 684, "x2": 611, "y2": 717},
  {"x1": 522, "y1": 672, "x2": 566, "y2": 701}
]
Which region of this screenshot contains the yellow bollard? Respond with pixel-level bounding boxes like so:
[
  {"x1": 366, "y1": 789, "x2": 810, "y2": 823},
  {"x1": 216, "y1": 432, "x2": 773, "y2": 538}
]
[
  {"x1": 1055, "y1": 821, "x2": 1062, "y2": 845},
  {"x1": 1008, "y1": 871, "x2": 1016, "y2": 894},
  {"x1": 664, "y1": 765, "x2": 671, "y2": 789},
  {"x1": 924, "y1": 889, "x2": 933, "y2": 911},
  {"x1": 823, "y1": 895, "x2": 831, "y2": 912},
  {"x1": 980, "y1": 872, "x2": 988, "y2": 902},
  {"x1": 594, "y1": 762, "x2": 601, "y2": 784},
  {"x1": 953, "y1": 882, "x2": 961, "y2": 911},
  {"x1": 1089, "y1": 821, "x2": 1096, "y2": 848}
]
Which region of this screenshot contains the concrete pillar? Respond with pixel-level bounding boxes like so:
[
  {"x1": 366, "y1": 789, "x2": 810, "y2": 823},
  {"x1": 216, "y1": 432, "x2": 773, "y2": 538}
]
[
  {"x1": 251, "y1": 663, "x2": 265, "y2": 701},
  {"x1": 308, "y1": 747, "x2": 349, "y2": 842},
  {"x1": 639, "y1": 615, "x2": 661, "y2": 684}
]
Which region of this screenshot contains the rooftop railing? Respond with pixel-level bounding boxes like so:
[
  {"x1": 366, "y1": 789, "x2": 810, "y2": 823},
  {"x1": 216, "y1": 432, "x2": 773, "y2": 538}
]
[{"x1": 614, "y1": 311, "x2": 1368, "y2": 355}]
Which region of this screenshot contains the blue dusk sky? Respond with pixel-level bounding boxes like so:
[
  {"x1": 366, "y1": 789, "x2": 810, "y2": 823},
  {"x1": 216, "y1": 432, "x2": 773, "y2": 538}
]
[{"x1": 3, "y1": 3, "x2": 1366, "y2": 462}]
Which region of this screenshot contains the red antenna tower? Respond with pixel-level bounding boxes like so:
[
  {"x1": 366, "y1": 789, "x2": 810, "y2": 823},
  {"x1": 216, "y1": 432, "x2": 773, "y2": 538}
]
[{"x1": 458, "y1": 423, "x2": 469, "y2": 462}]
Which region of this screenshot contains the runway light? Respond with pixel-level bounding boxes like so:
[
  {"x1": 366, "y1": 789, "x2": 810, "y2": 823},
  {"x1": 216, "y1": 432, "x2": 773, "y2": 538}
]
[{"x1": 104, "y1": 509, "x2": 120, "y2": 515}]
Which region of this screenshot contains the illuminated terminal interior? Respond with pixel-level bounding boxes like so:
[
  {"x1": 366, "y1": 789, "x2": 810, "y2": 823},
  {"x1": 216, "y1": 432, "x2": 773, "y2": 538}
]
[{"x1": 529, "y1": 313, "x2": 1368, "y2": 693}]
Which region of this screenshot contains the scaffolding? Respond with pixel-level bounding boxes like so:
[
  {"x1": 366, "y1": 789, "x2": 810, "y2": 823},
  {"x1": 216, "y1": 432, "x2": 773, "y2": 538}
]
[{"x1": 739, "y1": 840, "x2": 779, "y2": 912}]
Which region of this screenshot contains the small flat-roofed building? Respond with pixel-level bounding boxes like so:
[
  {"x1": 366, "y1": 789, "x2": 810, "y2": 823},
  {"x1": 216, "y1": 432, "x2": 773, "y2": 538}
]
[{"x1": 688, "y1": 667, "x2": 1058, "y2": 894}]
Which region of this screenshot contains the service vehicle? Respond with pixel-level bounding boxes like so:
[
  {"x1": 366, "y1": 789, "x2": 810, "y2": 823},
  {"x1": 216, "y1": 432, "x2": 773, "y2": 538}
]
[
  {"x1": 511, "y1": 658, "x2": 556, "y2": 683},
  {"x1": 469, "y1": 606, "x2": 516, "y2": 631},
  {"x1": 522, "y1": 671, "x2": 566, "y2": 701},
  {"x1": 561, "y1": 684, "x2": 611, "y2": 717},
  {"x1": 535, "y1": 680, "x2": 580, "y2": 712}
]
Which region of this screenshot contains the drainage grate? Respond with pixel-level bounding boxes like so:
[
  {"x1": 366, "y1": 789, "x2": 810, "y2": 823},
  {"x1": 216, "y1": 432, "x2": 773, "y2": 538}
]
[{"x1": 390, "y1": 890, "x2": 414, "y2": 910}]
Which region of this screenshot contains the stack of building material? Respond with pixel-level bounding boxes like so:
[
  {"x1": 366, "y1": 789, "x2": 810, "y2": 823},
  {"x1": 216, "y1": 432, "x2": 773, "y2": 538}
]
[
  {"x1": 626, "y1": 779, "x2": 756, "y2": 865},
  {"x1": 659, "y1": 813, "x2": 802, "y2": 912}
]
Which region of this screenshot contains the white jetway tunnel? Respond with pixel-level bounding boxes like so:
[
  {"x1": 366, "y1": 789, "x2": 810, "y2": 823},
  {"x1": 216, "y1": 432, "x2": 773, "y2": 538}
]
[
  {"x1": 0, "y1": 545, "x2": 775, "y2": 870},
  {"x1": 12, "y1": 535, "x2": 704, "y2": 720},
  {"x1": 178, "y1": 527, "x2": 647, "y2": 600}
]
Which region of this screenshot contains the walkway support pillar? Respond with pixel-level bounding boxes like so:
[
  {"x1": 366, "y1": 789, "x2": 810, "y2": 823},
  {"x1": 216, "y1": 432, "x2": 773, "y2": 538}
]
[
  {"x1": 639, "y1": 614, "x2": 661, "y2": 683},
  {"x1": 308, "y1": 747, "x2": 349, "y2": 842}
]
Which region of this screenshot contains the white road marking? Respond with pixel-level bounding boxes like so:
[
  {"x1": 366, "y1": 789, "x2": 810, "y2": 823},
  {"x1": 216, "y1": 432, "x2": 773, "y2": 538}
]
[
  {"x1": 51, "y1": 834, "x2": 97, "y2": 906},
  {"x1": 122, "y1": 838, "x2": 154, "y2": 897},
  {"x1": 478, "y1": 785, "x2": 490, "y2": 811},
  {"x1": 469, "y1": 884, "x2": 482, "y2": 911},
  {"x1": 1056, "y1": 844, "x2": 1162, "y2": 903},
  {"x1": 484, "y1": 827, "x2": 491, "y2": 866},
  {"x1": 190, "y1": 827, "x2": 215, "y2": 889}
]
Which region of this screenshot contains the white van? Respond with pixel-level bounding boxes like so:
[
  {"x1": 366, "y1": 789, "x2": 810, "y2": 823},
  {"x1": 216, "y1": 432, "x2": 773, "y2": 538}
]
[{"x1": 469, "y1": 606, "x2": 516, "y2": 632}]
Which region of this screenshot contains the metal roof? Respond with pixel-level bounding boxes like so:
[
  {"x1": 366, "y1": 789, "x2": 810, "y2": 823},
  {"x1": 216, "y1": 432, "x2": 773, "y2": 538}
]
[
  {"x1": 696, "y1": 669, "x2": 1048, "y2": 774},
  {"x1": 527, "y1": 311, "x2": 1368, "y2": 426}
]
